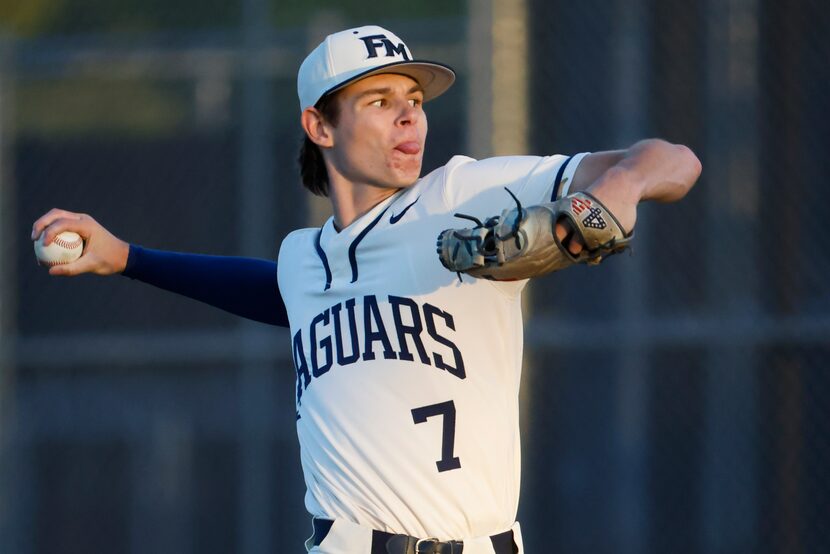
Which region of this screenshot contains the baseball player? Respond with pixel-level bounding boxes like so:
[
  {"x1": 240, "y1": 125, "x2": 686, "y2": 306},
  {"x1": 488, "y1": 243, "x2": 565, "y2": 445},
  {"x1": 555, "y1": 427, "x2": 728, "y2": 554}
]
[{"x1": 32, "y1": 25, "x2": 701, "y2": 554}]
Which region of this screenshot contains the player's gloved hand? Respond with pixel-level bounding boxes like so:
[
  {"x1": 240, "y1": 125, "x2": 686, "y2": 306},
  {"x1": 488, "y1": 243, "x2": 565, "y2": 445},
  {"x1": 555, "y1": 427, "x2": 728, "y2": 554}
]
[
  {"x1": 436, "y1": 189, "x2": 634, "y2": 281},
  {"x1": 31, "y1": 208, "x2": 130, "y2": 276}
]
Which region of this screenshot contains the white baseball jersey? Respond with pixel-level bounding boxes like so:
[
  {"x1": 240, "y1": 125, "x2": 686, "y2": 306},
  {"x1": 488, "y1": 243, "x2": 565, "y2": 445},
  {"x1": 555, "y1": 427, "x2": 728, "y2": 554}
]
[{"x1": 278, "y1": 152, "x2": 587, "y2": 540}]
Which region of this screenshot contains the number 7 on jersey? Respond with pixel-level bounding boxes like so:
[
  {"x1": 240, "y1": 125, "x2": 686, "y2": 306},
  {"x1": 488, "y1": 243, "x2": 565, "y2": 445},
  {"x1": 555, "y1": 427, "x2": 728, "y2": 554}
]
[{"x1": 411, "y1": 400, "x2": 462, "y2": 472}]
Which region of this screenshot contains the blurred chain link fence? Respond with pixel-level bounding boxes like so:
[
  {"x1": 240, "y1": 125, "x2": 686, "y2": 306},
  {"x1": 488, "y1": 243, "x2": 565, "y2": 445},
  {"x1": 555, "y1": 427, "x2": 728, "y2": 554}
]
[
  {"x1": 0, "y1": 0, "x2": 828, "y2": 553},
  {"x1": 524, "y1": 1, "x2": 830, "y2": 554}
]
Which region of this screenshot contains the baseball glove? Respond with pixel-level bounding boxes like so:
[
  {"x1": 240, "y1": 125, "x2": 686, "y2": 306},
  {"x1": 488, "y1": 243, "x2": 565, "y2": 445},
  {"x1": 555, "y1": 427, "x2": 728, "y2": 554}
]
[{"x1": 436, "y1": 189, "x2": 634, "y2": 281}]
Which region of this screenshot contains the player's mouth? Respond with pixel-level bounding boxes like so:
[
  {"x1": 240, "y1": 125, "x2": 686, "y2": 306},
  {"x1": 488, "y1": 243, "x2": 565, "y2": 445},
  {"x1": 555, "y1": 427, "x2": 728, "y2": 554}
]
[{"x1": 394, "y1": 141, "x2": 421, "y2": 155}]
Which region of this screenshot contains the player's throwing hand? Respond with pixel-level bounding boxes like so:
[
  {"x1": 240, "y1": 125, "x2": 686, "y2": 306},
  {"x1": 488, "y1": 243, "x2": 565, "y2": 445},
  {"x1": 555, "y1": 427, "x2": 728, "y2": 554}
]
[{"x1": 31, "y1": 208, "x2": 130, "y2": 276}]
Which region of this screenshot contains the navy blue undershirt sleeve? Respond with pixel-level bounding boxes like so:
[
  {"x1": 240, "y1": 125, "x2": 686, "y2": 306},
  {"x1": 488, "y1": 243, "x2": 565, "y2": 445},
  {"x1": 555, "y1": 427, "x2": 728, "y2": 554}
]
[{"x1": 121, "y1": 245, "x2": 289, "y2": 327}]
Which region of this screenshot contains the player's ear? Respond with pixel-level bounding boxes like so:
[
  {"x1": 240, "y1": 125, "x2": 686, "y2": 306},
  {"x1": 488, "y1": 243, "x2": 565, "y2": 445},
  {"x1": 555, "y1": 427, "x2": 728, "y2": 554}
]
[{"x1": 301, "y1": 108, "x2": 334, "y2": 148}]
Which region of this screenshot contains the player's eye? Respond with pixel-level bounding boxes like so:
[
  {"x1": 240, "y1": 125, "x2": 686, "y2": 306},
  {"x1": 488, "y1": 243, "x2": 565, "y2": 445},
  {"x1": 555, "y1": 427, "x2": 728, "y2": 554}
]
[
  {"x1": 408, "y1": 98, "x2": 422, "y2": 108},
  {"x1": 369, "y1": 98, "x2": 386, "y2": 107}
]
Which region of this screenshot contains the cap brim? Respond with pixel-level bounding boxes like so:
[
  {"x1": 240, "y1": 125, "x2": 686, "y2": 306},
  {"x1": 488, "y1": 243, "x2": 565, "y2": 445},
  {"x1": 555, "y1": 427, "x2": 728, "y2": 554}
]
[{"x1": 320, "y1": 60, "x2": 456, "y2": 105}]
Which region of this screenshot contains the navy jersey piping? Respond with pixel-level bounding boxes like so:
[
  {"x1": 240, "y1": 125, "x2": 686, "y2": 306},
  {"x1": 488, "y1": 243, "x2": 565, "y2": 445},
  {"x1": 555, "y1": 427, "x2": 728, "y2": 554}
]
[
  {"x1": 349, "y1": 206, "x2": 392, "y2": 283},
  {"x1": 550, "y1": 155, "x2": 574, "y2": 201},
  {"x1": 314, "y1": 228, "x2": 332, "y2": 291}
]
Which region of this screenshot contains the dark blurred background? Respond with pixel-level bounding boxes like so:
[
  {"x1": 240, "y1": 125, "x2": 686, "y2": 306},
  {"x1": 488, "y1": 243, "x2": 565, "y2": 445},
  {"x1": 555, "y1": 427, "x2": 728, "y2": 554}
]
[{"x1": 0, "y1": 0, "x2": 828, "y2": 553}]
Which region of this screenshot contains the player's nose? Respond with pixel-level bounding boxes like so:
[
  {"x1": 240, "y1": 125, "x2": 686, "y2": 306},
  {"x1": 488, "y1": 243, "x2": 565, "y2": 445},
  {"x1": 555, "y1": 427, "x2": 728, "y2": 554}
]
[{"x1": 395, "y1": 101, "x2": 420, "y2": 127}]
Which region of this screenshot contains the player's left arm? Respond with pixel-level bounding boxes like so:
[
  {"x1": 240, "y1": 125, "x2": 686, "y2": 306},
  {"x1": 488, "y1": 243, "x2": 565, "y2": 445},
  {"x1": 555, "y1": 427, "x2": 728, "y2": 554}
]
[
  {"x1": 436, "y1": 139, "x2": 701, "y2": 280},
  {"x1": 559, "y1": 138, "x2": 702, "y2": 252}
]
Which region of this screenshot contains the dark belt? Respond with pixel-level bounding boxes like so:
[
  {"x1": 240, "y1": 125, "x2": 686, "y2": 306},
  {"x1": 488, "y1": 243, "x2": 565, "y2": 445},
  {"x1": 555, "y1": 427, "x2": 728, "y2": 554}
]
[{"x1": 311, "y1": 518, "x2": 518, "y2": 554}]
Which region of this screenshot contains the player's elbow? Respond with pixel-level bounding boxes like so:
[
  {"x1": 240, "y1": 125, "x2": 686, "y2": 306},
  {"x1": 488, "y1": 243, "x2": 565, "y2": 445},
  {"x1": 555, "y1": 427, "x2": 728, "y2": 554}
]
[
  {"x1": 676, "y1": 143, "x2": 702, "y2": 190},
  {"x1": 651, "y1": 139, "x2": 702, "y2": 201}
]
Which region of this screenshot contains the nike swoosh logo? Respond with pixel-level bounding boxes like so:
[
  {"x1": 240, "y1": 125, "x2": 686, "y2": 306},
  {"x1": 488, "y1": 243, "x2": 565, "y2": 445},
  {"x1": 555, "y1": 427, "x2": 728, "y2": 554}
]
[{"x1": 389, "y1": 196, "x2": 420, "y2": 224}]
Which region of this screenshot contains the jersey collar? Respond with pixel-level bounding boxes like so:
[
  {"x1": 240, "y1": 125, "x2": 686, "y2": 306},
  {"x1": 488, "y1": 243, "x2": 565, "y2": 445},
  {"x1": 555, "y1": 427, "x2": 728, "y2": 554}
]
[{"x1": 316, "y1": 189, "x2": 407, "y2": 289}]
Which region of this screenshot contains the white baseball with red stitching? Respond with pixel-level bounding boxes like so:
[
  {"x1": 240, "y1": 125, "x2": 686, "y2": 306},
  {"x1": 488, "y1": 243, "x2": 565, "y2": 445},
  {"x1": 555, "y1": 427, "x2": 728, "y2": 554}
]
[{"x1": 34, "y1": 231, "x2": 84, "y2": 267}]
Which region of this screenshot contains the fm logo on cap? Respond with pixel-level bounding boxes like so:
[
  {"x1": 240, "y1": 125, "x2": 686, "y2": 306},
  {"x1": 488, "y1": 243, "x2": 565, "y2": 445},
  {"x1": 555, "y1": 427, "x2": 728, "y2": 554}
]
[{"x1": 359, "y1": 34, "x2": 411, "y2": 61}]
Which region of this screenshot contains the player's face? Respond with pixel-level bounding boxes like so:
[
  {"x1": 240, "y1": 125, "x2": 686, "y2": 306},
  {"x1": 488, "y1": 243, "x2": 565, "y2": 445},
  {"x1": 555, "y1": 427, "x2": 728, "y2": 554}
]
[{"x1": 327, "y1": 73, "x2": 427, "y2": 189}]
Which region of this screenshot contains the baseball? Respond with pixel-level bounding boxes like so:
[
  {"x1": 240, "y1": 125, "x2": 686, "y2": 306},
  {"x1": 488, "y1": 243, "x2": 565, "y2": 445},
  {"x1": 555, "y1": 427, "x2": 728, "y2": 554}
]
[{"x1": 34, "y1": 231, "x2": 84, "y2": 266}]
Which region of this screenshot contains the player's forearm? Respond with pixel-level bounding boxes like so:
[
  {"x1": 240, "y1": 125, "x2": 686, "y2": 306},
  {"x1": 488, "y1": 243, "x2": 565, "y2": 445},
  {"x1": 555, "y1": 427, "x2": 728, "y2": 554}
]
[
  {"x1": 122, "y1": 245, "x2": 289, "y2": 327},
  {"x1": 561, "y1": 139, "x2": 700, "y2": 237},
  {"x1": 605, "y1": 139, "x2": 702, "y2": 203}
]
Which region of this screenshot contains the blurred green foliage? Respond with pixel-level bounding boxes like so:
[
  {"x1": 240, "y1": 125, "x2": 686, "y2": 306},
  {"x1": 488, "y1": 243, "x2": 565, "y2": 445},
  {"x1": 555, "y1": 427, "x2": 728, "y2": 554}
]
[
  {"x1": 1, "y1": 0, "x2": 463, "y2": 137},
  {"x1": 0, "y1": 0, "x2": 464, "y2": 36},
  {"x1": 270, "y1": 0, "x2": 465, "y2": 28},
  {"x1": 16, "y1": 78, "x2": 189, "y2": 137},
  {"x1": 0, "y1": 0, "x2": 238, "y2": 35}
]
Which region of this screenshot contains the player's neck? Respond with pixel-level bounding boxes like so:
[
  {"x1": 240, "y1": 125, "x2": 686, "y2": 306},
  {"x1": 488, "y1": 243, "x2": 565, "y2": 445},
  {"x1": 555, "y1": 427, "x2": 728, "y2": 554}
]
[{"x1": 328, "y1": 178, "x2": 400, "y2": 231}]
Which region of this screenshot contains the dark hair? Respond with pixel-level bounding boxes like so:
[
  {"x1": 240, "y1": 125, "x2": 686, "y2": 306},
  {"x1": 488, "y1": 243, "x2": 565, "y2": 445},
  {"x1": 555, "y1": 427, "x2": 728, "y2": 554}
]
[{"x1": 298, "y1": 93, "x2": 341, "y2": 197}]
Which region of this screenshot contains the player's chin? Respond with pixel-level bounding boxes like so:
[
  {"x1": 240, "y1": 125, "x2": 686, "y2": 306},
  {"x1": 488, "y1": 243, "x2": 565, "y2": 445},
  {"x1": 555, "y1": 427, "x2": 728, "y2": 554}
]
[
  {"x1": 390, "y1": 173, "x2": 421, "y2": 188},
  {"x1": 388, "y1": 160, "x2": 423, "y2": 186}
]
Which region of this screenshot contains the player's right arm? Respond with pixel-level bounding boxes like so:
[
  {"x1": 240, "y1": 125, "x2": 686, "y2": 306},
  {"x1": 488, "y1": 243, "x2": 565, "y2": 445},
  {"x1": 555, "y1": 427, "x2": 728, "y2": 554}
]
[
  {"x1": 31, "y1": 208, "x2": 130, "y2": 276},
  {"x1": 564, "y1": 139, "x2": 701, "y2": 232},
  {"x1": 30, "y1": 208, "x2": 289, "y2": 327}
]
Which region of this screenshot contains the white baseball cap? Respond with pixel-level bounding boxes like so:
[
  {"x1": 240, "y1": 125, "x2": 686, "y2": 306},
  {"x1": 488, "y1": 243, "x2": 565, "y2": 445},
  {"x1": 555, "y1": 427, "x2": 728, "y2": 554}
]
[{"x1": 297, "y1": 25, "x2": 456, "y2": 112}]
